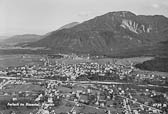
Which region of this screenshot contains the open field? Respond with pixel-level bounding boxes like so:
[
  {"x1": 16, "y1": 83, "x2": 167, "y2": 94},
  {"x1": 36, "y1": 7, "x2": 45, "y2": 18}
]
[
  {"x1": 2, "y1": 84, "x2": 44, "y2": 93},
  {"x1": 0, "y1": 83, "x2": 43, "y2": 114},
  {"x1": 0, "y1": 54, "x2": 152, "y2": 67},
  {"x1": 0, "y1": 54, "x2": 43, "y2": 69},
  {"x1": 51, "y1": 56, "x2": 153, "y2": 65}
]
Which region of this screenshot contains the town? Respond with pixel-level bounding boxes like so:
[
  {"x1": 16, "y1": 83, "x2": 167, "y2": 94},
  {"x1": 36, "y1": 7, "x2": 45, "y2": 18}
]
[{"x1": 0, "y1": 54, "x2": 167, "y2": 114}]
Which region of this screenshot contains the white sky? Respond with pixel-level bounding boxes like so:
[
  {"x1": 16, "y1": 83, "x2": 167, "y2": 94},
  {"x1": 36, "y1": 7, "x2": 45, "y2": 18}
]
[{"x1": 0, "y1": 0, "x2": 168, "y2": 36}]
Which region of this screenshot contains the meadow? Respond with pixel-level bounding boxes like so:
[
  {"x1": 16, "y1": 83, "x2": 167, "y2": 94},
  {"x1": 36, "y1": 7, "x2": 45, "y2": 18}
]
[{"x1": 0, "y1": 54, "x2": 43, "y2": 69}]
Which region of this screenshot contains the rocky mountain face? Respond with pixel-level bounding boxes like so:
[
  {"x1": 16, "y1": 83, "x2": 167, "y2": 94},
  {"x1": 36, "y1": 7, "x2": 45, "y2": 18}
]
[{"x1": 29, "y1": 11, "x2": 168, "y2": 56}]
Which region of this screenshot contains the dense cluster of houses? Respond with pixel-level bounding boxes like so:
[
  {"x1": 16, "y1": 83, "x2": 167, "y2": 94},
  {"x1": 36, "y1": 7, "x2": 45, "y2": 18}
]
[
  {"x1": 32, "y1": 80, "x2": 167, "y2": 114},
  {"x1": 0, "y1": 56, "x2": 167, "y2": 114}
]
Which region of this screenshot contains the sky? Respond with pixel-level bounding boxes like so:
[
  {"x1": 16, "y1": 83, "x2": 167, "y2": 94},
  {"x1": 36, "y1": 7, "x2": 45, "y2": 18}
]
[{"x1": 0, "y1": 0, "x2": 168, "y2": 36}]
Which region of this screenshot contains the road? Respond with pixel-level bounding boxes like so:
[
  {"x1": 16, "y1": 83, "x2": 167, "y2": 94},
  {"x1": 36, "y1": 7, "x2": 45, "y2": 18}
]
[{"x1": 0, "y1": 76, "x2": 168, "y2": 89}]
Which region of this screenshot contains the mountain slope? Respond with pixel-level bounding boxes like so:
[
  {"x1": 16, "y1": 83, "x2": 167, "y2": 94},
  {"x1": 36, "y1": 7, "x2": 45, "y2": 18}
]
[
  {"x1": 29, "y1": 11, "x2": 168, "y2": 56},
  {"x1": 1, "y1": 22, "x2": 80, "y2": 47}
]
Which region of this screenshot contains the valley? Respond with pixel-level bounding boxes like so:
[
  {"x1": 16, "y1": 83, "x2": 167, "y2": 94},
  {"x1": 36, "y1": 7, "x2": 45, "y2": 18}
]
[{"x1": 1, "y1": 10, "x2": 168, "y2": 114}]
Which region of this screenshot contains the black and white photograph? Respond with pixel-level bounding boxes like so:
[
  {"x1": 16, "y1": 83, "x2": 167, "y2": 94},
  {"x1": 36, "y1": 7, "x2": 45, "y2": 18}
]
[{"x1": 0, "y1": 0, "x2": 168, "y2": 114}]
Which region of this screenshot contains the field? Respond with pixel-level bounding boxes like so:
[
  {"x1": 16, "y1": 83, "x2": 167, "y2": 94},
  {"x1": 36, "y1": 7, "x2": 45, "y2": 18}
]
[
  {"x1": 0, "y1": 54, "x2": 43, "y2": 69},
  {"x1": 0, "y1": 54, "x2": 153, "y2": 68},
  {"x1": 2, "y1": 84, "x2": 44, "y2": 93},
  {"x1": 50, "y1": 56, "x2": 153, "y2": 65},
  {"x1": 0, "y1": 83, "x2": 44, "y2": 114}
]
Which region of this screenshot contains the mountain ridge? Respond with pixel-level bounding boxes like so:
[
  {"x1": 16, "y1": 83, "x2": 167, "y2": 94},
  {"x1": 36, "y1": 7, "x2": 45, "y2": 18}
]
[
  {"x1": 0, "y1": 34, "x2": 42, "y2": 46},
  {"x1": 1, "y1": 22, "x2": 80, "y2": 46},
  {"x1": 27, "y1": 11, "x2": 168, "y2": 56},
  {"x1": 58, "y1": 22, "x2": 79, "y2": 30}
]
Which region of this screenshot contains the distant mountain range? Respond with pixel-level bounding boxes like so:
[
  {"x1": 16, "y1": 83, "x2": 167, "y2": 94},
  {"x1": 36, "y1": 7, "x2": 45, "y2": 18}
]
[
  {"x1": 0, "y1": 36, "x2": 9, "y2": 40},
  {"x1": 0, "y1": 22, "x2": 80, "y2": 46},
  {"x1": 0, "y1": 34, "x2": 43, "y2": 46},
  {"x1": 26, "y1": 11, "x2": 168, "y2": 57}
]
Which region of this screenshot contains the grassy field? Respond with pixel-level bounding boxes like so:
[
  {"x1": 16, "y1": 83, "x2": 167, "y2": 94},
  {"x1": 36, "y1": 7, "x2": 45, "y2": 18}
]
[
  {"x1": 0, "y1": 54, "x2": 153, "y2": 69},
  {"x1": 0, "y1": 83, "x2": 43, "y2": 114},
  {"x1": 51, "y1": 56, "x2": 153, "y2": 65},
  {"x1": 2, "y1": 84, "x2": 44, "y2": 93},
  {"x1": 0, "y1": 54, "x2": 43, "y2": 69}
]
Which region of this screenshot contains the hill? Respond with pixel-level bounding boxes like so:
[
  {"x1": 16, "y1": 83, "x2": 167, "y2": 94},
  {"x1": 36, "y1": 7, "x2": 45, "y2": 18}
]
[
  {"x1": 28, "y1": 11, "x2": 168, "y2": 57},
  {"x1": 134, "y1": 40, "x2": 168, "y2": 72},
  {"x1": 135, "y1": 57, "x2": 168, "y2": 72},
  {"x1": 0, "y1": 36, "x2": 9, "y2": 41},
  {"x1": 1, "y1": 34, "x2": 42, "y2": 45}
]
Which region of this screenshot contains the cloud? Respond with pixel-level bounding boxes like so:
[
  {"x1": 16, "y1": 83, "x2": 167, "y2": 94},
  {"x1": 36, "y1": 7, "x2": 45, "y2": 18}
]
[
  {"x1": 152, "y1": 4, "x2": 160, "y2": 8},
  {"x1": 77, "y1": 11, "x2": 97, "y2": 21},
  {"x1": 77, "y1": 11, "x2": 92, "y2": 18}
]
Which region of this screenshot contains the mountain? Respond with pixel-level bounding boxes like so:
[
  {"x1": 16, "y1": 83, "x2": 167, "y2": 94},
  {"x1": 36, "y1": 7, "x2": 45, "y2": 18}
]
[
  {"x1": 0, "y1": 22, "x2": 80, "y2": 47},
  {"x1": 58, "y1": 22, "x2": 79, "y2": 30},
  {"x1": 0, "y1": 36, "x2": 9, "y2": 41},
  {"x1": 40, "y1": 22, "x2": 80, "y2": 39},
  {"x1": 2, "y1": 34, "x2": 42, "y2": 45},
  {"x1": 28, "y1": 11, "x2": 168, "y2": 57}
]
